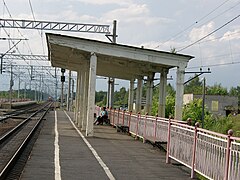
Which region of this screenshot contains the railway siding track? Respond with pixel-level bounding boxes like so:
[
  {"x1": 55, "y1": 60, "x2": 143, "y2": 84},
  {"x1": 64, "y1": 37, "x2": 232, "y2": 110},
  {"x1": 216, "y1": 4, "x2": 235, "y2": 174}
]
[{"x1": 0, "y1": 102, "x2": 53, "y2": 180}]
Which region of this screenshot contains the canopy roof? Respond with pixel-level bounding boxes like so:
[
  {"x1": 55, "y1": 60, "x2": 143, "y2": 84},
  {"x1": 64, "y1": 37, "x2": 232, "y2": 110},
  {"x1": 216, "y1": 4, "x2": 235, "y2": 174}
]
[{"x1": 46, "y1": 33, "x2": 194, "y2": 80}]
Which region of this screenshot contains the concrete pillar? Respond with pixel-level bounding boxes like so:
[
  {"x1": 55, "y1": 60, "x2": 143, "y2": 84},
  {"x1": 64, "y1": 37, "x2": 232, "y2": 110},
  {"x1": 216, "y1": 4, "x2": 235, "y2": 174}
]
[
  {"x1": 71, "y1": 78, "x2": 74, "y2": 111},
  {"x1": 145, "y1": 74, "x2": 154, "y2": 114},
  {"x1": 107, "y1": 78, "x2": 110, "y2": 108},
  {"x1": 128, "y1": 79, "x2": 134, "y2": 111},
  {"x1": 86, "y1": 53, "x2": 97, "y2": 136},
  {"x1": 158, "y1": 69, "x2": 168, "y2": 117},
  {"x1": 82, "y1": 67, "x2": 89, "y2": 131},
  {"x1": 175, "y1": 65, "x2": 185, "y2": 120},
  {"x1": 109, "y1": 78, "x2": 115, "y2": 108},
  {"x1": 135, "y1": 77, "x2": 143, "y2": 113},
  {"x1": 74, "y1": 72, "x2": 80, "y2": 122},
  {"x1": 78, "y1": 70, "x2": 85, "y2": 128},
  {"x1": 67, "y1": 70, "x2": 71, "y2": 111}
]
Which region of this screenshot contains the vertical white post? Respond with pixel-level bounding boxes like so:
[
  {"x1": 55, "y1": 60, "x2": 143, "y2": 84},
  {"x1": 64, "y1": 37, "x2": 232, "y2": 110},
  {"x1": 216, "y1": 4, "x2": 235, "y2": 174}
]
[
  {"x1": 158, "y1": 69, "x2": 168, "y2": 117},
  {"x1": 145, "y1": 74, "x2": 154, "y2": 114},
  {"x1": 77, "y1": 72, "x2": 82, "y2": 125},
  {"x1": 109, "y1": 78, "x2": 115, "y2": 108},
  {"x1": 74, "y1": 72, "x2": 80, "y2": 122},
  {"x1": 175, "y1": 65, "x2": 185, "y2": 120},
  {"x1": 86, "y1": 52, "x2": 97, "y2": 137},
  {"x1": 136, "y1": 77, "x2": 143, "y2": 113},
  {"x1": 78, "y1": 71, "x2": 84, "y2": 128},
  {"x1": 82, "y1": 67, "x2": 89, "y2": 131},
  {"x1": 71, "y1": 79, "x2": 74, "y2": 111},
  {"x1": 128, "y1": 79, "x2": 134, "y2": 111},
  {"x1": 67, "y1": 70, "x2": 71, "y2": 111},
  {"x1": 107, "y1": 78, "x2": 110, "y2": 108}
]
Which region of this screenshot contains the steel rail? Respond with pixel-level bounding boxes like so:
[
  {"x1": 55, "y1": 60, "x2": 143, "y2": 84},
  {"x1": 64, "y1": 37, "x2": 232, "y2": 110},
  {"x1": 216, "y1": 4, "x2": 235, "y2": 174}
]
[
  {"x1": 0, "y1": 103, "x2": 39, "y2": 123},
  {"x1": 0, "y1": 102, "x2": 51, "y2": 143},
  {"x1": 0, "y1": 101, "x2": 52, "y2": 179}
]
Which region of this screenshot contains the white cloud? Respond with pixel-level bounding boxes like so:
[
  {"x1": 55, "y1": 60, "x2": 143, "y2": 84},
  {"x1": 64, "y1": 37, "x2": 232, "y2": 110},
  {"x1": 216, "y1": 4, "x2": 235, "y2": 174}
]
[
  {"x1": 220, "y1": 29, "x2": 240, "y2": 42},
  {"x1": 103, "y1": 4, "x2": 173, "y2": 26},
  {"x1": 104, "y1": 4, "x2": 149, "y2": 19},
  {"x1": 189, "y1": 22, "x2": 215, "y2": 42},
  {"x1": 75, "y1": 0, "x2": 132, "y2": 6}
]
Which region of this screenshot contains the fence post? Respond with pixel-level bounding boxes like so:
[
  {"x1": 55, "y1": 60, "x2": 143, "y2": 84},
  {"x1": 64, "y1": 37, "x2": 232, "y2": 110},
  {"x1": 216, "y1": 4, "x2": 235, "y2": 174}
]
[
  {"x1": 224, "y1": 129, "x2": 233, "y2": 180},
  {"x1": 117, "y1": 109, "x2": 120, "y2": 124},
  {"x1": 143, "y1": 113, "x2": 148, "y2": 143},
  {"x1": 128, "y1": 111, "x2": 132, "y2": 131},
  {"x1": 154, "y1": 114, "x2": 158, "y2": 142},
  {"x1": 122, "y1": 110, "x2": 125, "y2": 125},
  {"x1": 191, "y1": 122, "x2": 199, "y2": 179},
  {"x1": 109, "y1": 107, "x2": 111, "y2": 123},
  {"x1": 166, "y1": 117, "x2": 172, "y2": 164},
  {"x1": 112, "y1": 108, "x2": 115, "y2": 126},
  {"x1": 135, "y1": 112, "x2": 140, "y2": 140}
]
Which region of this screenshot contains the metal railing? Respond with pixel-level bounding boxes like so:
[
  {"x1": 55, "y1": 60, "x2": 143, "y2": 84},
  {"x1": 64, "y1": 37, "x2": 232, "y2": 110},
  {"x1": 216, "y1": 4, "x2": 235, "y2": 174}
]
[{"x1": 95, "y1": 107, "x2": 240, "y2": 180}]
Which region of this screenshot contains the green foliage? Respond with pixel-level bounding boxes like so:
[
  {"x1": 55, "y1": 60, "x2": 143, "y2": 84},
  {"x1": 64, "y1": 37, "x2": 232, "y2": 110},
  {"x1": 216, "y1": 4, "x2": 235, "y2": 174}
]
[
  {"x1": 205, "y1": 114, "x2": 240, "y2": 136},
  {"x1": 229, "y1": 86, "x2": 240, "y2": 106},
  {"x1": 151, "y1": 95, "x2": 159, "y2": 116},
  {"x1": 165, "y1": 94, "x2": 175, "y2": 118},
  {"x1": 0, "y1": 89, "x2": 50, "y2": 100},
  {"x1": 182, "y1": 99, "x2": 203, "y2": 122},
  {"x1": 114, "y1": 87, "x2": 128, "y2": 107},
  {"x1": 182, "y1": 98, "x2": 212, "y2": 127},
  {"x1": 151, "y1": 83, "x2": 176, "y2": 117},
  {"x1": 207, "y1": 83, "x2": 228, "y2": 95},
  {"x1": 95, "y1": 91, "x2": 107, "y2": 106},
  {"x1": 184, "y1": 75, "x2": 203, "y2": 94}
]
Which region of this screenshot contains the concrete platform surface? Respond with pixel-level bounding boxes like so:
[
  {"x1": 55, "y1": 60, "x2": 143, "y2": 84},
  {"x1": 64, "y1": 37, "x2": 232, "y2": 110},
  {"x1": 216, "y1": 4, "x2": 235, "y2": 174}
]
[{"x1": 20, "y1": 110, "x2": 191, "y2": 180}]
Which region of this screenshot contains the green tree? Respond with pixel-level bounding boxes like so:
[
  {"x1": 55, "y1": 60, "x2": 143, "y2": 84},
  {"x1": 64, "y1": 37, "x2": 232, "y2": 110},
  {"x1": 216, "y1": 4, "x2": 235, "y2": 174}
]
[
  {"x1": 114, "y1": 87, "x2": 128, "y2": 107},
  {"x1": 207, "y1": 83, "x2": 228, "y2": 95},
  {"x1": 229, "y1": 86, "x2": 240, "y2": 106},
  {"x1": 182, "y1": 98, "x2": 212, "y2": 127},
  {"x1": 184, "y1": 75, "x2": 203, "y2": 94},
  {"x1": 151, "y1": 83, "x2": 176, "y2": 117},
  {"x1": 95, "y1": 91, "x2": 107, "y2": 107},
  {"x1": 165, "y1": 94, "x2": 175, "y2": 118}
]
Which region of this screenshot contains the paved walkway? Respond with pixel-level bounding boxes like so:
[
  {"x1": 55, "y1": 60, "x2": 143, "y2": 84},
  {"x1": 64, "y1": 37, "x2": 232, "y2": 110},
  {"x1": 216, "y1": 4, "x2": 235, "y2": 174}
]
[{"x1": 21, "y1": 110, "x2": 191, "y2": 180}]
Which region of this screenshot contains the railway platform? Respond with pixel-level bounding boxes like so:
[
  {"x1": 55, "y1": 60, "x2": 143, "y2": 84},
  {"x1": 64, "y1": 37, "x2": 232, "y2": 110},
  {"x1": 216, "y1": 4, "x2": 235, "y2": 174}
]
[{"x1": 20, "y1": 110, "x2": 191, "y2": 180}]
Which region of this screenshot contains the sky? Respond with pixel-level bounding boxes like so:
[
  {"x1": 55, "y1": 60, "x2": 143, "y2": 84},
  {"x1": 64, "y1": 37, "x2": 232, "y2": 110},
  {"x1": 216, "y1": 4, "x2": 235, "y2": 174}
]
[{"x1": 0, "y1": 0, "x2": 240, "y2": 95}]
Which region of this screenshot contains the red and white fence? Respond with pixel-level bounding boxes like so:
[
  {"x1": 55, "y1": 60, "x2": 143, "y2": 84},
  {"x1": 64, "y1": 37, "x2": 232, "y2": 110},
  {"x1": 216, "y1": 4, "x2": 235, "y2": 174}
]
[{"x1": 95, "y1": 107, "x2": 240, "y2": 180}]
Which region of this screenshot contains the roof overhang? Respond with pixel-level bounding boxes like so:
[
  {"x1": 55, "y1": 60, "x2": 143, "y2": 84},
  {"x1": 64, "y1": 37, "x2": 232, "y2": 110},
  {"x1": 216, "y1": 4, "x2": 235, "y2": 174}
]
[{"x1": 46, "y1": 33, "x2": 194, "y2": 80}]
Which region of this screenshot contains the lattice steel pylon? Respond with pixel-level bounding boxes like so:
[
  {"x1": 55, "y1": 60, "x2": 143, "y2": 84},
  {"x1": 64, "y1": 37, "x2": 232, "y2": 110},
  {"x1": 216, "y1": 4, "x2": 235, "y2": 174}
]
[
  {"x1": 0, "y1": 18, "x2": 110, "y2": 34},
  {"x1": 0, "y1": 18, "x2": 113, "y2": 101},
  {"x1": 2, "y1": 53, "x2": 48, "y2": 61}
]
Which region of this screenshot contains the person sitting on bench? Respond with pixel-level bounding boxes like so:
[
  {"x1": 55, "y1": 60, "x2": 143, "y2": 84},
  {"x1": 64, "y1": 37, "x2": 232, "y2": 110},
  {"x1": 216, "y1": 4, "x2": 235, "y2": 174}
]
[{"x1": 94, "y1": 107, "x2": 108, "y2": 125}]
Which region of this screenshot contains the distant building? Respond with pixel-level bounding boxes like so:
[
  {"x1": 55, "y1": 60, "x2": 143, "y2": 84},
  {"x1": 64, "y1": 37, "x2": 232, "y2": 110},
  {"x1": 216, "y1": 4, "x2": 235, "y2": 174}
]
[{"x1": 183, "y1": 94, "x2": 238, "y2": 116}]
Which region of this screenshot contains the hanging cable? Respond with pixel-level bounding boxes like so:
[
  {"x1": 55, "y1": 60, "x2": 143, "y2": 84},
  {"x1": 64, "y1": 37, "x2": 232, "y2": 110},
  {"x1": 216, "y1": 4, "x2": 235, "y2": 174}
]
[
  {"x1": 28, "y1": 0, "x2": 45, "y2": 54},
  {"x1": 176, "y1": 14, "x2": 240, "y2": 52},
  {"x1": 2, "y1": 0, "x2": 33, "y2": 55},
  {"x1": 155, "y1": 0, "x2": 233, "y2": 49}
]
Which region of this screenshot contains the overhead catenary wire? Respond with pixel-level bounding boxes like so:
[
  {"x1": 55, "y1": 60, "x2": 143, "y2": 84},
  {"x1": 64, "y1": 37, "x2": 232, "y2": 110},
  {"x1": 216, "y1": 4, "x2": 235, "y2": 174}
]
[
  {"x1": 187, "y1": 60, "x2": 240, "y2": 69},
  {"x1": 175, "y1": 30, "x2": 240, "y2": 50},
  {"x1": 1, "y1": 0, "x2": 33, "y2": 61},
  {"x1": 155, "y1": 0, "x2": 233, "y2": 49},
  {"x1": 28, "y1": 0, "x2": 45, "y2": 54},
  {"x1": 1, "y1": 0, "x2": 49, "y2": 68},
  {"x1": 176, "y1": 14, "x2": 240, "y2": 52}
]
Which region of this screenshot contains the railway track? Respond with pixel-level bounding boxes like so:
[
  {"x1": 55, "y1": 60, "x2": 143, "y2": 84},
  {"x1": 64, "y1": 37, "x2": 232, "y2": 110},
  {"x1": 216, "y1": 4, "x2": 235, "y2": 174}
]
[
  {"x1": 0, "y1": 103, "x2": 45, "y2": 137},
  {"x1": 0, "y1": 101, "x2": 53, "y2": 180}
]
